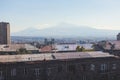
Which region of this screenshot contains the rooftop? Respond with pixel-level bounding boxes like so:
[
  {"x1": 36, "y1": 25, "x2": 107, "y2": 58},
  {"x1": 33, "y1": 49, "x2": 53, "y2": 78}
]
[
  {"x1": 104, "y1": 41, "x2": 120, "y2": 50},
  {"x1": 0, "y1": 22, "x2": 9, "y2": 24},
  {"x1": 40, "y1": 45, "x2": 52, "y2": 52},
  {"x1": 0, "y1": 44, "x2": 39, "y2": 52},
  {"x1": 0, "y1": 51, "x2": 115, "y2": 63}
]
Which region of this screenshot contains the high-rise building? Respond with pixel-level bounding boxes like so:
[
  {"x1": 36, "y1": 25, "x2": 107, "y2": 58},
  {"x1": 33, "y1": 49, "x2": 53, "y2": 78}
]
[
  {"x1": 117, "y1": 33, "x2": 120, "y2": 40},
  {"x1": 0, "y1": 22, "x2": 10, "y2": 44}
]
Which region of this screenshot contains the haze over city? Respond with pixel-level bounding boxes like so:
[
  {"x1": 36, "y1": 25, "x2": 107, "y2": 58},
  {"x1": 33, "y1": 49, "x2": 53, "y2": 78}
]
[{"x1": 1, "y1": 0, "x2": 120, "y2": 33}]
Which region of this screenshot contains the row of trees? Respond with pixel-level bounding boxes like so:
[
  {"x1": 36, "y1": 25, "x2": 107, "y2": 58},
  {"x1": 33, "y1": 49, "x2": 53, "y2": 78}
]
[
  {"x1": 0, "y1": 48, "x2": 32, "y2": 55},
  {"x1": 16, "y1": 48, "x2": 32, "y2": 54},
  {"x1": 76, "y1": 46, "x2": 85, "y2": 52},
  {"x1": 76, "y1": 46, "x2": 95, "y2": 52}
]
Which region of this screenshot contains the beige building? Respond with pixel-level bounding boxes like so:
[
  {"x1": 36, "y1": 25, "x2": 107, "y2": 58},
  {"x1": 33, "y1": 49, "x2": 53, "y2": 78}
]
[
  {"x1": 0, "y1": 22, "x2": 10, "y2": 44},
  {"x1": 0, "y1": 44, "x2": 39, "y2": 54}
]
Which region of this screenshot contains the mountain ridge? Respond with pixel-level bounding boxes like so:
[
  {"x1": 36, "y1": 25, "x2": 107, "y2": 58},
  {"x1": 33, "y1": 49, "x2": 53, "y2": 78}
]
[{"x1": 12, "y1": 23, "x2": 120, "y2": 39}]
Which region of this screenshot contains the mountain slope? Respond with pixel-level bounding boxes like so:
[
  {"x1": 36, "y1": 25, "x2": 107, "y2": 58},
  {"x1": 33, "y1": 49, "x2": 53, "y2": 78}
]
[{"x1": 12, "y1": 23, "x2": 120, "y2": 39}]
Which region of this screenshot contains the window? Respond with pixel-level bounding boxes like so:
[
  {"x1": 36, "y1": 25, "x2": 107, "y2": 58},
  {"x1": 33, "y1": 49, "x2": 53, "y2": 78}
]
[
  {"x1": 34, "y1": 68, "x2": 40, "y2": 76},
  {"x1": 23, "y1": 68, "x2": 27, "y2": 75},
  {"x1": 11, "y1": 68, "x2": 16, "y2": 76},
  {"x1": 112, "y1": 64, "x2": 116, "y2": 70},
  {"x1": 68, "y1": 65, "x2": 76, "y2": 73},
  {"x1": 64, "y1": 46, "x2": 69, "y2": 48},
  {"x1": 101, "y1": 64, "x2": 107, "y2": 71},
  {"x1": 0, "y1": 71, "x2": 2, "y2": 77},
  {"x1": 111, "y1": 76, "x2": 117, "y2": 80},
  {"x1": 0, "y1": 71, "x2": 3, "y2": 80},
  {"x1": 81, "y1": 75, "x2": 87, "y2": 80},
  {"x1": 81, "y1": 64, "x2": 86, "y2": 71},
  {"x1": 58, "y1": 66, "x2": 62, "y2": 72},
  {"x1": 90, "y1": 64, "x2": 95, "y2": 71},
  {"x1": 47, "y1": 68, "x2": 51, "y2": 76},
  {"x1": 101, "y1": 74, "x2": 108, "y2": 80}
]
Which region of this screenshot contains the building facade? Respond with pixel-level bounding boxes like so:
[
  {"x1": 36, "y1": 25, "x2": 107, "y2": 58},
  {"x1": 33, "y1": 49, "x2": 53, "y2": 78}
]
[
  {"x1": 0, "y1": 52, "x2": 119, "y2": 80},
  {"x1": 54, "y1": 43, "x2": 78, "y2": 52},
  {"x1": 117, "y1": 33, "x2": 120, "y2": 40},
  {"x1": 0, "y1": 22, "x2": 10, "y2": 44},
  {"x1": 79, "y1": 43, "x2": 93, "y2": 50}
]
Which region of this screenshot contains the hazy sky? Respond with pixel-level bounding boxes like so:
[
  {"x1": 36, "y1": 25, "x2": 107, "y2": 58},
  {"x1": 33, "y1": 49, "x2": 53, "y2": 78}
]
[{"x1": 1, "y1": 0, "x2": 120, "y2": 32}]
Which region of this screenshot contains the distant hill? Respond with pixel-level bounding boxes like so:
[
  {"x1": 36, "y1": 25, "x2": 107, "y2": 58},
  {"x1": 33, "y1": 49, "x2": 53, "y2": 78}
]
[{"x1": 12, "y1": 23, "x2": 120, "y2": 39}]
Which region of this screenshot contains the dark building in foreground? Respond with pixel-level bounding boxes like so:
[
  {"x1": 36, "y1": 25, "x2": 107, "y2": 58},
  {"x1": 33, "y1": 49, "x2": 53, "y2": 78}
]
[
  {"x1": 0, "y1": 52, "x2": 119, "y2": 80},
  {"x1": 0, "y1": 22, "x2": 10, "y2": 44},
  {"x1": 117, "y1": 33, "x2": 120, "y2": 40}
]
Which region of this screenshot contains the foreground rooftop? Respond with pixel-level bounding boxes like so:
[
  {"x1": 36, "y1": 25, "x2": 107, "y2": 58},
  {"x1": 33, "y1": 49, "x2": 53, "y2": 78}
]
[{"x1": 0, "y1": 51, "x2": 115, "y2": 63}]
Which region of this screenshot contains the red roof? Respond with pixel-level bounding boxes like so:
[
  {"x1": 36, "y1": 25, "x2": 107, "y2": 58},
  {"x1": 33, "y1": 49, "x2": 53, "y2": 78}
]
[{"x1": 40, "y1": 46, "x2": 52, "y2": 52}]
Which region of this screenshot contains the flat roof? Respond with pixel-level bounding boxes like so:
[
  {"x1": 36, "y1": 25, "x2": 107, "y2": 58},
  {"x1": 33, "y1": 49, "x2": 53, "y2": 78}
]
[
  {"x1": 0, "y1": 51, "x2": 115, "y2": 63},
  {"x1": 0, "y1": 44, "x2": 39, "y2": 52},
  {"x1": 0, "y1": 22, "x2": 9, "y2": 24}
]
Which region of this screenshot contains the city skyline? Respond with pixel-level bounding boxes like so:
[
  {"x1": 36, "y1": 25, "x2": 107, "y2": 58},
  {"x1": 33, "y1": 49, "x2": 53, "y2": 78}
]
[{"x1": 1, "y1": 0, "x2": 120, "y2": 32}]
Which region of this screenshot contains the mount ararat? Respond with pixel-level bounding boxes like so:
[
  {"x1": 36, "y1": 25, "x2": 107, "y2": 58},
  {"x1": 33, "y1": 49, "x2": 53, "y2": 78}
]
[{"x1": 12, "y1": 23, "x2": 120, "y2": 39}]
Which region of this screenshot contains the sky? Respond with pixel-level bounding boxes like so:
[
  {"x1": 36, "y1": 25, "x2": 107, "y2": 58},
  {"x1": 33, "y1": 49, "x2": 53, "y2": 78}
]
[{"x1": 1, "y1": 0, "x2": 120, "y2": 32}]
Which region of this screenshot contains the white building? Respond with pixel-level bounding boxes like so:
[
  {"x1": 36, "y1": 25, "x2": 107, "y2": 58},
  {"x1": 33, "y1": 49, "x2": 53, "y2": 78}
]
[
  {"x1": 79, "y1": 43, "x2": 93, "y2": 50},
  {"x1": 54, "y1": 43, "x2": 78, "y2": 52}
]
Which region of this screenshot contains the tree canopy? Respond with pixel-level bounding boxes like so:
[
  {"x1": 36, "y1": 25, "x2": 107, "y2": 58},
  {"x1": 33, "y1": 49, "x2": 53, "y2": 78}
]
[{"x1": 16, "y1": 48, "x2": 32, "y2": 54}]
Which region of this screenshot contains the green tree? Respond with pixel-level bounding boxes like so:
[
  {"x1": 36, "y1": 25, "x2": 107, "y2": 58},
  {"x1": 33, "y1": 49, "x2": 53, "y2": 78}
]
[
  {"x1": 76, "y1": 46, "x2": 81, "y2": 52},
  {"x1": 16, "y1": 48, "x2": 32, "y2": 54},
  {"x1": 80, "y1": 46, "x2": 85, "y2": 51},
  {"x1": 76, "y1": 46, "x2": 85, "y2": 52}
]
